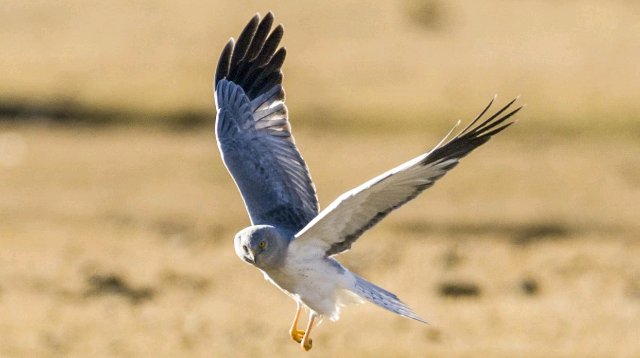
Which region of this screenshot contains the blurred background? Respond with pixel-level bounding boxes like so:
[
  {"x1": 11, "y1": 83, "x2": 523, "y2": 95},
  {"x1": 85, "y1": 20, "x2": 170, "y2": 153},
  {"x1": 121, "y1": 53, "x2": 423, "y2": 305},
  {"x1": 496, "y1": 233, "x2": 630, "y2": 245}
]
[{"x1": 1, "y1": 0, "x2": 639, "y2": 357}]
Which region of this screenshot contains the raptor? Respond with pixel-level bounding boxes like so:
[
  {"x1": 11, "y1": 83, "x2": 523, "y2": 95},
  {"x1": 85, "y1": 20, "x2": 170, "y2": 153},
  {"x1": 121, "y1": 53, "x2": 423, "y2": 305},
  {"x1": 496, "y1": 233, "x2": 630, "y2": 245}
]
[{"x1": 214, "y1": 12, "x2": 522, "y2": 351}]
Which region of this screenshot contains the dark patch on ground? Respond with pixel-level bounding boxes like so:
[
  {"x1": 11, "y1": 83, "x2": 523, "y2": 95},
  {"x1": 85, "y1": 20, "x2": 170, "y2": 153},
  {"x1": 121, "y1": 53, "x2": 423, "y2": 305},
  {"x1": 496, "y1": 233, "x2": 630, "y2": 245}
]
[
  {"x1": 520, "y1": 277, "x2": 539, "y2": 296},
  {"x1": 405, "y1": 0, "x2": 450, "y2": 32},
  {"x1": 512, "y1": 223, "x2": 570, "y2": 245},
  {"x1": 0, "y1": 97, "x2": 213, "y2": 129},
  {"x1": 0, "y1": 98, "x2": 122, "y2": 126},
  {"x1": 166, "y1": 111, "x2": 211, "y2": 131},
  {"x1": 84, "y1": 274, "x2": 154, "y2": 304},
  {"x1": 423, "y1": 327, "x2": 443, "y2": 342},
  {"x1": 438, "y1": 281, "x2": 481, "y2": 298}
]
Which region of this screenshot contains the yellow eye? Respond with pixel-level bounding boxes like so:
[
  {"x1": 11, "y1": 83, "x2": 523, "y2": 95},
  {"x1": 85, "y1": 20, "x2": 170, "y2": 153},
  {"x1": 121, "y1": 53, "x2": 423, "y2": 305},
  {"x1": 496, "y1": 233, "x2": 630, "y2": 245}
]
[
  {"x1": 242, "y1": 245, "x2": 248, "y2": 252},
  {"x1": 259, "y1": 241, "x2": 266, "y2": 248}
]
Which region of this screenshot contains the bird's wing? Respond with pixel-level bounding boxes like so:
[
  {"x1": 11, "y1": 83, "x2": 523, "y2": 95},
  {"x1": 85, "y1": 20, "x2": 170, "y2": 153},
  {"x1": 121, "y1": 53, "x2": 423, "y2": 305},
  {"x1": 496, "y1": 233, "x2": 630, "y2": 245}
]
[
  {"x1": 291, "y1": 97, "x2": 522, "y2": 256},
  {"x1": 215, "y1": 13, "x2": 319, "y2": 232}
]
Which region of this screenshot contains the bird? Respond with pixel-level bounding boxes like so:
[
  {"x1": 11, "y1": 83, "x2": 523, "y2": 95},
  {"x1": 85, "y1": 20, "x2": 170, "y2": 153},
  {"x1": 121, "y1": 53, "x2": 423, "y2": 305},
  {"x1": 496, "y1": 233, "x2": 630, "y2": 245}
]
[{"x1": 213, "y1": 12, "x2": 522, "y2": 351}]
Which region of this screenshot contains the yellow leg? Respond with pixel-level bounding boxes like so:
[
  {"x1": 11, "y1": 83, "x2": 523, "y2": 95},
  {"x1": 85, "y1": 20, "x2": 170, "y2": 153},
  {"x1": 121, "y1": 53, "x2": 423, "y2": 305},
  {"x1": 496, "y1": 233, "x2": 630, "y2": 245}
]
[
  {"x1": 301, "y1": 313, "x2": 317, "y2": 351},
  {"x1": 289, "y1": 303, "x2": 305, "y2": 343}
]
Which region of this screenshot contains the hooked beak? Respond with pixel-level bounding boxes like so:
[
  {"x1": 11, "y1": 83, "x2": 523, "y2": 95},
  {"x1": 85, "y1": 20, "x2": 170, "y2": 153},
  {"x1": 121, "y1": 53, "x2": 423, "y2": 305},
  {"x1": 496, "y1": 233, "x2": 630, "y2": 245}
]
[{"x1": 246, "y1": 249, "x2": 257, "y2": 264}]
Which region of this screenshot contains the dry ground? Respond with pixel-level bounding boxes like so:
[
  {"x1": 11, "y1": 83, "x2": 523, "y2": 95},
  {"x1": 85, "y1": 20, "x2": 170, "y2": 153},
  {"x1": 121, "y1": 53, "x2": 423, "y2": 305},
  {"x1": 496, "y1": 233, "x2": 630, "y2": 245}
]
[
  {"x1": 0, "y1": 122, "x2": 639, "y2": 357},
  {"x1": 1, "y1": 1, "x2": 640, "y2": 356},
  {"x1": 2, "y1": 0, "x2": 640, "y2": 132}
]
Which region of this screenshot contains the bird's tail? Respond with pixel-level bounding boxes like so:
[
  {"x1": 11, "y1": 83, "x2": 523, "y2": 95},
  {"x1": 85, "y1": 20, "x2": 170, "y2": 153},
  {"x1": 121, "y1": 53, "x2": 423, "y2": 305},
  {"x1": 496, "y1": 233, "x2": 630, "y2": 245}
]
[{"x1": 352, "y1": 274, "x2": 428, "y2": 324}]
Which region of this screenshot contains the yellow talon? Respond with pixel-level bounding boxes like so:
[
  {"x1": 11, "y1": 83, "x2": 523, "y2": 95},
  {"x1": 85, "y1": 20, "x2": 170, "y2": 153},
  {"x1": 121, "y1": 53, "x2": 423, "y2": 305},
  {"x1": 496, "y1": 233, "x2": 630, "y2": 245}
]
[
  {"x1": 289, "y1": 305, "x2": 316, "y2": 351},
  {"x1": 300, "y1": 314, "x2": 316, "y2": 351},
  {"x1": 290, "y1": 329, "x2": 305, "y2": 343},
  {"x1": 302, "y1": 339, "x2": 313, "y2": 351}
]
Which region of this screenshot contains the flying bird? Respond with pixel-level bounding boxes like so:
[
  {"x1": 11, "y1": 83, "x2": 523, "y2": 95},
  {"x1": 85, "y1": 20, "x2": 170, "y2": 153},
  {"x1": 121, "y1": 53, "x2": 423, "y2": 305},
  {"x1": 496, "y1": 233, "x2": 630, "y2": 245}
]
[{"x1": 214, "y1": 12, "x2": 522, "y2": 351}]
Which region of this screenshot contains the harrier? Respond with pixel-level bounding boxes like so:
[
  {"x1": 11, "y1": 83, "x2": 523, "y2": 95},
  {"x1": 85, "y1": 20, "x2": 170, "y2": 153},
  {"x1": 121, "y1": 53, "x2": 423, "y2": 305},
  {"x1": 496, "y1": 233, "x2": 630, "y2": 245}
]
[{"x1": 214, "y1": 12, "x2": 521, "y2": 351}]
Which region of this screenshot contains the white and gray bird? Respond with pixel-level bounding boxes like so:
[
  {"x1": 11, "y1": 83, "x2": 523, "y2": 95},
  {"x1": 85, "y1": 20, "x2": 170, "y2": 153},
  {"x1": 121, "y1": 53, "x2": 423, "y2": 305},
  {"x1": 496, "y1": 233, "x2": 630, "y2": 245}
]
[{"x1": 214, "y1": 12, "x2": 522, "y2": 351}]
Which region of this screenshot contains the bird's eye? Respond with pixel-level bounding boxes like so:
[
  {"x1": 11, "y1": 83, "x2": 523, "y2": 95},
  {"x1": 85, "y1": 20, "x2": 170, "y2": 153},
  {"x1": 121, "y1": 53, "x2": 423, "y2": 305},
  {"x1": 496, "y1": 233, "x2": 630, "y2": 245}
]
[
  {"x1": 242, "y1": 245, "x2": 248, "y2": 252},
  {"x1": 259, "y1": 241, "x2": 266, "y2": 248}
]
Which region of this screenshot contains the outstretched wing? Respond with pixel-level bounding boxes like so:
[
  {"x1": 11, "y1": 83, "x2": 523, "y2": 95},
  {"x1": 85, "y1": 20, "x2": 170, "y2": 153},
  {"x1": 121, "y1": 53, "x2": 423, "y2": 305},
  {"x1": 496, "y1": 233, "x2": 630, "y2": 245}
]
[
  {"x1": 215, "y1": 12, "x2": 319, "y2": 232},
  {"x1": 292, "y1": 97, "x2": 522, "y2": 256}
]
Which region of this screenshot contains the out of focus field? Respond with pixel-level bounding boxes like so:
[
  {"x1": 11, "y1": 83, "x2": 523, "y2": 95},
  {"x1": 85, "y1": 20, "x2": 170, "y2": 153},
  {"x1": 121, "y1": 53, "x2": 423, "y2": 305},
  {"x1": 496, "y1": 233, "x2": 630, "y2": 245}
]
[{"x1": 1, "y1": 1, "x2": 640, "y2": 357}]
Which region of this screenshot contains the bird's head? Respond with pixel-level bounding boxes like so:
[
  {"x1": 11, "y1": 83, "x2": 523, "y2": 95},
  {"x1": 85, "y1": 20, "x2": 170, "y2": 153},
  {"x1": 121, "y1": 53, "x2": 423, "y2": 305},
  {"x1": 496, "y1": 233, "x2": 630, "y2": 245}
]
[{"x1": 234, "y1": 225, "x2": 289, "y2": 270}]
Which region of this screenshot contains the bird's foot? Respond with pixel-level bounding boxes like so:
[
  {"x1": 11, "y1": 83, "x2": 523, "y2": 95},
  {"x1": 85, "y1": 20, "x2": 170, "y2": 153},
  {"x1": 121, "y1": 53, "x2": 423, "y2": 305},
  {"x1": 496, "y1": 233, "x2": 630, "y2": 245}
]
[
  {"x1": 290, "y1": 329, "x2": 305, "y2": 343},
  {"x1": 302, "y1": 338, "x2": 313, "y2": 351}
]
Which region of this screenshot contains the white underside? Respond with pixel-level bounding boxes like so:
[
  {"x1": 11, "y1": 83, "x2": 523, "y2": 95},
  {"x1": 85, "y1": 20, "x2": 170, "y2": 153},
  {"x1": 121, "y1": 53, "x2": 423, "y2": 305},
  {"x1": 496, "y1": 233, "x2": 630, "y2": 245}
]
[{"x1": 261, "y1": 254, "x2": 363, "y2": 321}]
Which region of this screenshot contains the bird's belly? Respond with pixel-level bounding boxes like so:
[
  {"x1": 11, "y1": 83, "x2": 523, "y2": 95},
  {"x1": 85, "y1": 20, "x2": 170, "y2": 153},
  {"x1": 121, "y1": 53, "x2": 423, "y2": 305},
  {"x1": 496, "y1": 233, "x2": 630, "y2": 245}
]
[{"x1": 263, "y1": 259, "x2": 345, "y2": 317}]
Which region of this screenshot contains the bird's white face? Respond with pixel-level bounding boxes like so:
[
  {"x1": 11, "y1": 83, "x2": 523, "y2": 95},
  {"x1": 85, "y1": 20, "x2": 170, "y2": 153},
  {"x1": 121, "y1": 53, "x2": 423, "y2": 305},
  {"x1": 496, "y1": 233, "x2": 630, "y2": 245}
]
[
  {"x1": 234, "y1": 229, "x2": 267, "y2": 266},
  {"x1": 233, "y1": 225, "x2": 288, "y2": 270}
]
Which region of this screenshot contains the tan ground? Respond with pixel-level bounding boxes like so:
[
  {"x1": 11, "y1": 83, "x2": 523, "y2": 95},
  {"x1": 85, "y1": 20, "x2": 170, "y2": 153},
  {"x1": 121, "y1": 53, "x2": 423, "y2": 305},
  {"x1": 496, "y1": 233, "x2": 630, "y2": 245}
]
[
  {"x1": 0, "y1": 123, "x2": 638, "y2": 357},
  {"x1": 1, "y1": 0, "x2": 640, "y2": 356},
  {"x1": 1, "y1": 0, "x2": 640, "y2": 132}
]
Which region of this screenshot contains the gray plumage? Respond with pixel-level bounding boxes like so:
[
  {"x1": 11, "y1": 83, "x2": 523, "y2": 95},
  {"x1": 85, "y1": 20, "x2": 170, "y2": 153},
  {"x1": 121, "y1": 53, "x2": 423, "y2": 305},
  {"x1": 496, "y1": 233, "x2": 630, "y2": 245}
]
[
  {"x1": 215, "y1": 12, "x2": 318, "y2": 233},
  {"x1": 353, "y1": 275, "x2": 425, "y2": 323},
  {"x1": 214, "y1": 12, "x2": 522, "y2": 347}
]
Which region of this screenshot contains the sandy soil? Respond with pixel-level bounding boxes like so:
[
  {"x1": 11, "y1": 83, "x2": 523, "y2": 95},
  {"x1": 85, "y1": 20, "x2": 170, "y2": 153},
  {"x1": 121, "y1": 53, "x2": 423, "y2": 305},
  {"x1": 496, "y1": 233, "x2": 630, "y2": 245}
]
[
  {"x1": 0, "y1": 124, "x2": 638, "y2": 357},
  {"x1": 1, "y1": 0, "x2": 640, "y2": 130}
]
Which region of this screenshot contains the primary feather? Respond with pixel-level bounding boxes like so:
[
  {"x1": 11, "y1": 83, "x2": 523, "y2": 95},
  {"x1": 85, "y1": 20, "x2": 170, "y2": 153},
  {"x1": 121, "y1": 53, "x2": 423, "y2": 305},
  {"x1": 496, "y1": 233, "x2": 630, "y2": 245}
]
[{"x1": 215, "y1": 12, "x2": 319, "y2": 233}]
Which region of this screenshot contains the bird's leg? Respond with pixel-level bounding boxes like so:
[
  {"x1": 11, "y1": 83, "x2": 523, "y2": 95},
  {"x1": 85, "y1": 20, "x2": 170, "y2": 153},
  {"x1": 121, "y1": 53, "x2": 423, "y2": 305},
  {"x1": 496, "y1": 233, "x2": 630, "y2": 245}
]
[
  {"x1": 289, "y1": 302, "x2": 305, "y2": 343},
  {"x1": 301, "y1": 312, "x2": 317, "y2": 351}
]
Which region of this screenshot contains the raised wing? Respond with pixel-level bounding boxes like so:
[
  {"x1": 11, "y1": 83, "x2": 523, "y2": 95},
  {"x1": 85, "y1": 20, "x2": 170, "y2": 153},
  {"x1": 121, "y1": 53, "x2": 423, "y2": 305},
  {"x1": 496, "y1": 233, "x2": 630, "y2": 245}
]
[
  {"x1": 215, "y1": 13, "x2": 319, "y2": 232},
  {"x1": 292, "y1": 97, "x2": 522, "y2": 256}
]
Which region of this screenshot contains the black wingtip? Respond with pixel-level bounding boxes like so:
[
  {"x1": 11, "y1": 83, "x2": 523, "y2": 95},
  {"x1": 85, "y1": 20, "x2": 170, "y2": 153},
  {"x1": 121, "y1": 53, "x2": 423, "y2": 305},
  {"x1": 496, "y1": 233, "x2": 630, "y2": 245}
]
[
  {"x1": 474, "y1": 97, "x2": 519, "y2": 134},
  {"x1": 214, "y1": 38, "x2": 235, "y2": 87},
  {"x1": 244, "y1": 12, "x2": 274, "y2": 63},
  {"x1": 482, "y1": 118, "x2": 515, "y2": 138},
  {"x1": 227, "y1": 15, "x2": 260, "y2": 80},
  {"x1": 253, "y1": 23, "x2": 283, "y2": 67},
  {"x1": 459, "y1": 96, "x2": 496, "y2": 136},
  {"x1": 423, "y1": 97, "x2": 522, "y2": 166},
  {"x1": 214, "y1": 12, "x2": 289, "y2": 100},
  {"x1": 474, "y1": 101, "x2": 522, "y2": 140}
]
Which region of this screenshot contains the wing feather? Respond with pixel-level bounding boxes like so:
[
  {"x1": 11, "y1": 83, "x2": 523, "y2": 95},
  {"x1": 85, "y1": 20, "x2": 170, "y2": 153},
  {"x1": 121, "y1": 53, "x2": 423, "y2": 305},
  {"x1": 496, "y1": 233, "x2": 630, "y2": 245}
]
[
  {"x1": 214, "y1": 13, "x2": 319, "y2": 232},
  {"x1": 292, "y1": 98, "x2": 522, "y2": 256}
]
